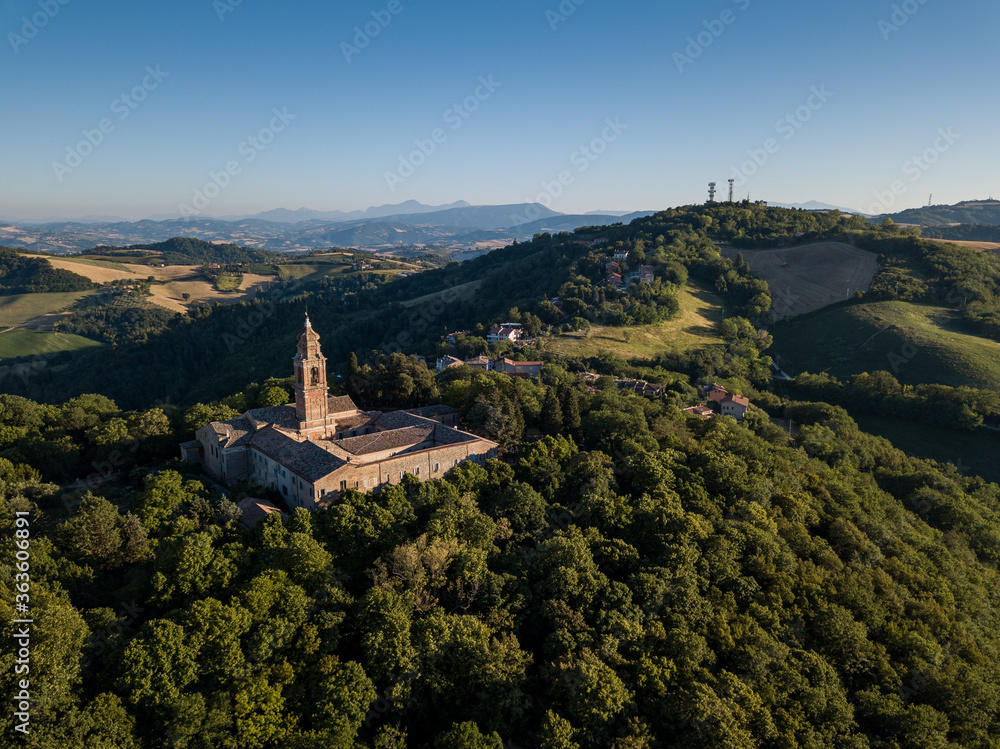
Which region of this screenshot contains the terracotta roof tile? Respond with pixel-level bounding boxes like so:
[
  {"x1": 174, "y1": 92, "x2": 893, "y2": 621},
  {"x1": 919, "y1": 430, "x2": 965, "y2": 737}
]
[
  {"x1": 406, "y1": 405, "x2": 460, "y2": 418},
  {"x1": 328, "y1": 395, "x2": 359, "y2": 414},
  {"x1": 208, "y1": 417, "x2": 254, "y2": 448},
  {"x1": 245, "y1": 405, "x2": 299, "y2": 431},
  {"x1": 336, "y1": 425, "x2": 435, "y2": 456},
  {"x1": 237, "y1": 497, "x2": 287, "y2": 529},
  {"x1": 249, "y1": 428, "x2": 347, "y2": 481}
]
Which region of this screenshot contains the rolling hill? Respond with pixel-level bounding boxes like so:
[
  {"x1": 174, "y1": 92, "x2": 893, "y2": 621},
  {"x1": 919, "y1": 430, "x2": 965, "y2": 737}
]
[
  {"x1": 771, "y1": 300, "x2": 1000, "y2": 390},
  {"x1": 0, "y1": 205, "x2": 653, "y2": 253},
  {"x1": 883, "y1": 199, "x2": 1000, "y2": 226}
]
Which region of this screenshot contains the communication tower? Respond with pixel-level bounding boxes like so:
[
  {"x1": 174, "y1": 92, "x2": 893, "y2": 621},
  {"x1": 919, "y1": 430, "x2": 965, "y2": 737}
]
[
  {"x1": 728, "y1": 179, "x2": 735, "y2": 202},
  {"x1": 707, "y1": 182, "x2": 717, "y2": 203}
]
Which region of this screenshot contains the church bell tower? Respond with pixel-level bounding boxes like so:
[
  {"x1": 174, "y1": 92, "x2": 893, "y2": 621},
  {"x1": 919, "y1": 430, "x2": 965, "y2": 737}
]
[{"x1": 293, "y1": 314, "x2": 329, "y2": 431}]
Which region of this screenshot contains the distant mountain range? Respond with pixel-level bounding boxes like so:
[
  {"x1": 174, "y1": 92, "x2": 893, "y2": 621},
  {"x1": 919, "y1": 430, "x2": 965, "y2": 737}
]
[
  {"x1": 769, "y1": 201, "x2": 870, "y2": 215},
  {"x1": 8, "y1": 195, "x2": 929, "y2": 255},
  {"x1": 0, "y1": 202, "x2": 657, "y2": 254}
]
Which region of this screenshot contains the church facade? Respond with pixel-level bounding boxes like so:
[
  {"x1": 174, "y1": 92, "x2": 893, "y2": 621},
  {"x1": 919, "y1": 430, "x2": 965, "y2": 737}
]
[{"x1": 180, "y1": 316, "x2": 498, "y2": 510}]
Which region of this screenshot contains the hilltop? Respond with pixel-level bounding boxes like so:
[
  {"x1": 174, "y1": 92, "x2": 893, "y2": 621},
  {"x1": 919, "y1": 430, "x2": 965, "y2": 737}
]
[{"x1": 881, "y1": 199, "x2": 1000, "y2": 227}]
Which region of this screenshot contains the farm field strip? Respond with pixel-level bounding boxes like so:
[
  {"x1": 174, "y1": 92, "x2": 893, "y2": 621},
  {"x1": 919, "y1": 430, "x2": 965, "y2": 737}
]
[
  {"x1": 0, "y1": 291, "x2": 96, "y2": 329},
  {"x1": 726, "y1": 242, "x2": 879, "y2": 321},
  {"x1": 0, "y1": 328, "x2": 102, "y2": 360}
]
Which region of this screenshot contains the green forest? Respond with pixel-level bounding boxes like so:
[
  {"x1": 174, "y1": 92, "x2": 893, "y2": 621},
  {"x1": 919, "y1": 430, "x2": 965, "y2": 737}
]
[
  {"x1": 0, "y1": 249, "x2": 95, "y2": 295},
  {"x1": 3, "y1": 204, "x2": 1000, "y2": 746},
  {"x1": 3, "y1": 369, "x2": 1000, "y2": 747},
  {"x1": 86, "y1": 238, "x2": 290, "y2": 267}
]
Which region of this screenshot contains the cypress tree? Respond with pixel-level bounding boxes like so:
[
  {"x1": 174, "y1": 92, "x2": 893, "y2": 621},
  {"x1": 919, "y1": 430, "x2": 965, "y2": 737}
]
[{"x1": 541, "y1": 387, "x2": 564, "y2": 436}]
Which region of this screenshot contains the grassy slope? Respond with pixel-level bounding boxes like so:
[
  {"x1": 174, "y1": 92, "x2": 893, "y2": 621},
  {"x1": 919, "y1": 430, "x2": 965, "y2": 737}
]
[
  {"x1": 925, "y1": 238, "x2": 1000, "y2": 253},
  {"x1": 543, "y1": 282, "x2": 725, "y2": 360},
  {"x1": 36, "y1": 255, "x2": 133, "y2": 272},
  {"x1": 0, "y1": 328, "x2": 102, "y2": 359},
  {"x1": 772, "y1": 300, "x2": 1000, "y2": 390},
  {"x1": 0, "y1": 291, "x2": 95, "y2": 328},
  {"x1": 277, "y1": 261, "x2": 359, "y2": 284},
  {"x1": 401, "y1": 280, "x2": 484, "y2": 309}
]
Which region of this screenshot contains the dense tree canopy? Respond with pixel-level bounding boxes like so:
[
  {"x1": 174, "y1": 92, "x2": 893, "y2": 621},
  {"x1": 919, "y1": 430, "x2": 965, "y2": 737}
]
[{"x1": 3, "y1": 372, "x2": 1000, "y2": 747}]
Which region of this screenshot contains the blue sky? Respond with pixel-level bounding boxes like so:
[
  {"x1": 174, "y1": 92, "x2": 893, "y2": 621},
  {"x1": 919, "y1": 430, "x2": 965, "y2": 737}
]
[{"x1": 1, "y1": 0, "x2": 997, "y2": 220}]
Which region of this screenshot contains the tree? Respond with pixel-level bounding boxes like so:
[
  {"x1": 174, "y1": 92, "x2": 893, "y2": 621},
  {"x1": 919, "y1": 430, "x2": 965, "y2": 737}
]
[
  {"x1": 628, "y1": 240, "x2": 646, "y2": 266},
  {"x1": 117, "y1": 620, "x2": 199, "y2": 707},
  {"x1": 58, "y1": 393, "x2": 119, "y2": 431},
  {"x1": 235, "y1": 676, "x2": 287, "y2": 749},
  {"x1": 308, "y1": 656, "x2": 377, "y2": 743},
  {"x1": 539, "y1": 711, "x2": 581, "y2": 749},
  {"x1": 132, "y1": 470, "x2": 208, "y2": 532},
  {"x1": 351, "y1": 353, "x2": 440, "y2": 409},
  {"x1": 182, "y1": 402, "x2": 240, "y2": 434},
  {"x1": 256, "y1": 385, "x2": 290, "y2": 408},
  {"x1": 466, "y1": 392, "x2": 524, "y2": 452},
  {"x1": 561, "y1": 387, "x2": 582, "y2": 442},
  {"x1": 360, "y1": 589, "x2": 418, "y2": 684},
  {"x1": 541, "y1": 387, "x2": 564, "y2": 436},
  {"x1": 60, "y1": 493, "x2": 123, "y2": 569},
  {"x1": 434, "y1": 722, "x2": 504, "y2": 749}
]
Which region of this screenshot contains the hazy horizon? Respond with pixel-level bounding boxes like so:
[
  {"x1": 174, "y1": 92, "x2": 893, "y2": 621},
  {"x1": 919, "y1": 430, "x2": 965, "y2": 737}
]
[{"x1": 3, "y1": 0, "x2": 997, "y2": 221}]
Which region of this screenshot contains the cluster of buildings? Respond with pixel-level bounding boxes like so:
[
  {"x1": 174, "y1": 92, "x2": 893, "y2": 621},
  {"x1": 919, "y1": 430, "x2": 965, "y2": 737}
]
[
  {"x1": 437, "y1": 322, "x2": 543, "y2": 377},
  {"x1": 682, "y1": 383, "x2": 751, "y2": 421},
  {"x1": 181, "y1": 316, "x2": 498, "y2": 511},
  {"x1": 486, "y1": 323, "x2": 524, "y2": 344},
  {"x1": 436, "y1": 355, "x2": 543, "y2": 378},
  {"x1": 604, "y1": 258, "x2": 656, "y2": 288},
  {"x1": 446, "y1": 323, "x2": 532, "y2": 345}
]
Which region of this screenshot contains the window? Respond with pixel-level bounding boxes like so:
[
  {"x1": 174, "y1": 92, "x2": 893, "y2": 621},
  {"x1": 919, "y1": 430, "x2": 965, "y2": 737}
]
[
  {"x1": 414, "y1": 466, "x2": 420, "y2": 476},
  {"x1": 282, "y1": 486, "x2": 288, "y2": 495},
  {"x1": 340, "y1": 480, "x2": 347, "y2": 491},
  {"x1": 400, "y1": 471, "x2": 404, "y2": 480},
  {"x1": 320, "y1": 489, "x2": 326, "y2": 497},
  {"x1": 434, "y1": 463, "x2": 440, "y2": 473}
]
